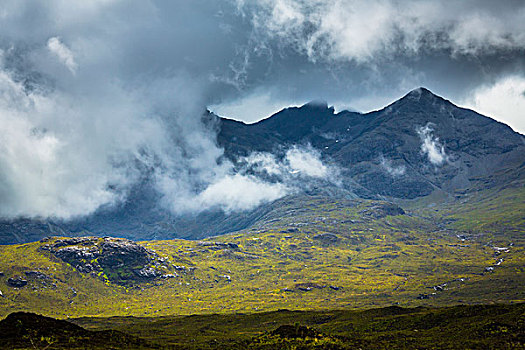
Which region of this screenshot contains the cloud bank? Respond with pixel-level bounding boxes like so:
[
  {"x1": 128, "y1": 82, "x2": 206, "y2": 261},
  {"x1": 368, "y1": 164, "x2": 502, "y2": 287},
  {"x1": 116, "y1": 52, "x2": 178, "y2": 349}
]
[
  {"x1": 463, "y1": 75, "x2": 525, "y2": 134},
  {"x1": 241, "y1": 0, "x2": 525, "y2": 63},
  {"x1": 0, "y1": 0, "x2": 523, "y2": 219}
]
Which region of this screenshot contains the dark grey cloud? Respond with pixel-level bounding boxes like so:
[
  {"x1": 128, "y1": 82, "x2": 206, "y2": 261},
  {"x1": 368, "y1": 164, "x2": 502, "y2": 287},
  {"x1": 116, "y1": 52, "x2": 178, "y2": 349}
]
[
  {"x1": 0, "y1": 0, "x2": 524, "y2": 219},
  {"x1": 215, "y1": 0, "x2": 525, "y2": 125}
]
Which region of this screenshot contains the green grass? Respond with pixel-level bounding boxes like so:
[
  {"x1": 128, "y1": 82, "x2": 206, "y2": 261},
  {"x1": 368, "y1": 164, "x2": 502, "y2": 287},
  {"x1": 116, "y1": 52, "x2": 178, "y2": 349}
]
[
  {"x1": 0, "y1": 188, "x2": 523, "y2": 319},
  {"x1": 70, "y1": 303, "x2": 525, "y2": 349}
]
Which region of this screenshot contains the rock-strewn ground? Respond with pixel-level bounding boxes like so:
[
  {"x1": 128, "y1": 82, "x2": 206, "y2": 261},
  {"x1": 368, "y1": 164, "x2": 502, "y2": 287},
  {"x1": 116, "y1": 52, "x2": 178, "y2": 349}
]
[{"x1": 40, "y1": 237, "x2": 177, "y2": 284}]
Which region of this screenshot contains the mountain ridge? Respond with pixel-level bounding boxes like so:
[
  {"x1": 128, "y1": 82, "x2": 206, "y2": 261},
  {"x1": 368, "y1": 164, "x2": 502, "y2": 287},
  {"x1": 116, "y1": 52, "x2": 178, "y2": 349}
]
[{"x1": 1, "y1": 87, "x2": 523, "y2": 244}]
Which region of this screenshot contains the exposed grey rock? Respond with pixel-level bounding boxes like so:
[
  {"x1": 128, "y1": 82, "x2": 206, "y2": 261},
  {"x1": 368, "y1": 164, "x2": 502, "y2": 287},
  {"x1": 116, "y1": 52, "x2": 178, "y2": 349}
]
[
  {"x1": 433, "y1": 283, "x2": 447, "y2": 291},
  {"x1": 54, "y1": 246, "x2": 99, "y2": 266},
  {"x1": 360, "y1": 202, "x2": 405, "y2": 219},
  {"x1": 45, "y1": 237, "x2": 172, "y2": 284},
  {"x1": 24, "y1": 271, "x2": 47, "y2": 279},
  {"x1": 294, "y1": 283, "x2": 325, "y2": 292},
  {"x1": 198, "y1": 241, "x2": 239, "y2": 250},
  {"x1": 313, "y1": 233, "x2": 339, "y2": 243},
  {"x1": 7, "y1": 277, "x2": 27, "y2": 288},
  {"x1": 98, "y1": 240, "x2": 150, "y2": 268},
  {"x1": 134, "y1": 267, "x2": 157, "y2": 278}
]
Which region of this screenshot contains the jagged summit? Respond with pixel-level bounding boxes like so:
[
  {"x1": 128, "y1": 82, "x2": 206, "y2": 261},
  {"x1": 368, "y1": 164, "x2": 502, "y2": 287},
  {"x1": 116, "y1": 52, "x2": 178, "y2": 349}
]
[
  {"x1": 301, "y1": 99, "x2": 332, "y2": 110},
  {"x1": 373, "y1": 87, "x2": 455, "y2": 119}
]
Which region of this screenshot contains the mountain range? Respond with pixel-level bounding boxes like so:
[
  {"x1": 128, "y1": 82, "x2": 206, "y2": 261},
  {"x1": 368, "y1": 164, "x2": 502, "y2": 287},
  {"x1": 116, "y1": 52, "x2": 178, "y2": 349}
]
[{"x1": 1, "y1": 87, "x2": 523, "y2": 244}]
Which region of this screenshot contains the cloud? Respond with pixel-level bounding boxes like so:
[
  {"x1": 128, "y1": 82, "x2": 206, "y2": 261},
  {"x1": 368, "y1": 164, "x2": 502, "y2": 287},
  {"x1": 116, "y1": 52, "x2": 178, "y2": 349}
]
[
  {"x1": 462, "y1": 75, "x2": 525, "y2": 134},
  {"x1": 242, "y1": 0, "x2": 525, "y2": 63},
  {"x1": 285, "y1": 146, "x2": 328, "y2": 178},
  {"x1": 379, "y1": 155, "x2": 406, "y2": 176},
  {"x1": 157, "y1": 144, "x2": 338, "y2": 214},
  {"x1": 0, "y1": 0, "x2": 522, "y2": 220},
  {"x1": 417, "y1": 123, "x2": 448, "y2": 166},
  {"x1": 242, "y1": 145, "x2": 338, "y2": 180},
  {"x1": 0, "y1": 1, "x2": 253, "y2": 219},
  {"x1": 0, "y1": 68, "x2": 134, "y2": 218},
  {"x1": 210, "y1": 90, "x2": 300, "y2": 124},
  {"x1": 47, "y1": 37, "x2": 77, "y2": 73},
  {"x1": 193, "y1": 174, "x2": 288, "y2": 213},
  {"x1": 242, "y1": 152, "x2": 284, "y2": 176}
]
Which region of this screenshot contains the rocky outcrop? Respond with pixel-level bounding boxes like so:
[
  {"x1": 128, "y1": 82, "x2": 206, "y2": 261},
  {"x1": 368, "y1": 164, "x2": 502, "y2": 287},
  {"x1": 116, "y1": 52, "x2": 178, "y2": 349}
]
[
  {"x1": 7, "y1": 276, "x2": 27, "y2": 288},
  {"x1": 42, "y1": 237, "x2": 175, "y2": 284},
  {"x1": 197, "y1": 241, "x2": 239, "y2": 250},
  {"x1": 313, "y1": 233, "x2": 339, "y2": 243},
  {"x1": 360, "y1": 202, "x2": 405, "y2": 219},
  {"x1": 24, "y1": 271, "x2": 48, "y2": 279}
]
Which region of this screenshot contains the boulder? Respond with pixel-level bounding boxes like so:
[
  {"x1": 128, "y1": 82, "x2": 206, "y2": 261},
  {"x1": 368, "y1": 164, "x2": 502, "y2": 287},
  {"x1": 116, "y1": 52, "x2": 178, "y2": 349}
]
[
  {"x1": 361, "y1": 202, "x2": 405, "y2": 219},
  {"x1": 313, "y1": 233, "x2": 339, "y2": 243},
  {"x1": 7, "y1": 277, "x2": 27, "y2": 288},
  {"x1": 134, "y1": 267, "x2": 157, "y2": 278},
  {"x1": 24, "y1": 271, "x2": 47, "y2": 279}
]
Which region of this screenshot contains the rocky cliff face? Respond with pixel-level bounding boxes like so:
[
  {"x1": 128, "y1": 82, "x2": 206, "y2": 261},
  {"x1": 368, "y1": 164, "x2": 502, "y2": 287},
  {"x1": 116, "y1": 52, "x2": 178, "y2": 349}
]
[{"x1": 217, "y1": 88, "x2": 524, "y2": 199}]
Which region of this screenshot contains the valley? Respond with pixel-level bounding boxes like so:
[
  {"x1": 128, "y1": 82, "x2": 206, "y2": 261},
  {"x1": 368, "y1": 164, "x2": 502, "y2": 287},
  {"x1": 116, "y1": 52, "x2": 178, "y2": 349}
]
[{"x1": 0, "y1": 89, "x2": 524, "y2": 348}]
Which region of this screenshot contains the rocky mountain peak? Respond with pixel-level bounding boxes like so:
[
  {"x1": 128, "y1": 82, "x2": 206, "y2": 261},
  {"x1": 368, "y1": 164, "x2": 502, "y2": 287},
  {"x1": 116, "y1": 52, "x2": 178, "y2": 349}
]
[
  {"x1": 395, "y1": 87, "x2": 451, "y2": 107},
  {"x1": 301, "y1": 99, "x2": 332, "y2": 111}
]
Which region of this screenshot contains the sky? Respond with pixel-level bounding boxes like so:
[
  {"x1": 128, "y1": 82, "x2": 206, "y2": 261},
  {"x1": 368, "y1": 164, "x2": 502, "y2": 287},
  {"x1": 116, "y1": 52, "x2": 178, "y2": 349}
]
[{"x1": 0, "y1": 0, "x2": 524, "y2": 219}]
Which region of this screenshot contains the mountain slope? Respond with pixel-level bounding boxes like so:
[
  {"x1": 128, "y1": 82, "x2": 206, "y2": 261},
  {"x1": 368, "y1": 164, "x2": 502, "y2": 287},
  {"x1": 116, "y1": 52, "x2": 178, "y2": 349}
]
[
  {"x1": 0, "y1": 190, "x2": 523, "y2": 318},
  {"x1": 217, "y1": 87, "x2": 524, "y2": 198},
  {"x1": 0, "y1": 88, "x2": 523, "y2": 244}
]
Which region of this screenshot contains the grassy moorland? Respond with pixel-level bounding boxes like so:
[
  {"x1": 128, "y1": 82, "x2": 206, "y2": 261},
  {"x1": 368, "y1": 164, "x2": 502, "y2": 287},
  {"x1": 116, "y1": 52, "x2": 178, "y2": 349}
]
[
  {"x1": 1, "y1": 304, "x2": 523, "y2": 349},
  {"x1": 0, "y1": 185, "x2": 523, "y2": 320}
]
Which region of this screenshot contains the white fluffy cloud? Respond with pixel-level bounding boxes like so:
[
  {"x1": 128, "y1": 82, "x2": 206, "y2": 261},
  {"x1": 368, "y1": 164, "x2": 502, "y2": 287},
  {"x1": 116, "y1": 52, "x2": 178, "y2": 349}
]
[
  {"x1": 417, "y1": 123, "x2": 448, "y2": 166},
  {"x1": 243, "y1": 145, "x2": 337, "y2": 180},
  {"x1": 159, "y1": 145, "x2": 337, "y2": 214},
  {"x1": 379, "y1": 155, "x2": 406, "y2": 177},
  {"x1": 462, "y1": 75, "x2": 525, "y2": 134},
  {"x1": 0, "y1": 68, "x2": 138, "y2": 218},
  {"x1": 285, "y1": 146, "x2": 328, "y2": 178},
  {"x1": 47, "y1": 37, "x2": 77, "y2": 73},
  {"x1": 194, "y1": 174, "x2": 288, "y2": 213}
]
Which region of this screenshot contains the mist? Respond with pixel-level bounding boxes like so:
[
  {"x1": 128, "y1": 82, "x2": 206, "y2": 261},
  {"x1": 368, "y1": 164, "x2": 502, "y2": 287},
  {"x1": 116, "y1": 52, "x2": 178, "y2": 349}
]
[{"x1": 0, "y1": 0, "x2": 523, "y2": 219}]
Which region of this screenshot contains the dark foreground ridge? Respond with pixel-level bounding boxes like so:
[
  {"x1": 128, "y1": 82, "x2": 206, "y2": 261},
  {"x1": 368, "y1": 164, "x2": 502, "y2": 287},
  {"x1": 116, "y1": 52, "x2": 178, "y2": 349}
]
[
  {"x1": 1, "y1": 303, "x2": 517, "y2": 349},
  {"x1": 0, "y1": 311, "x2": 152, "y2": 349}
]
